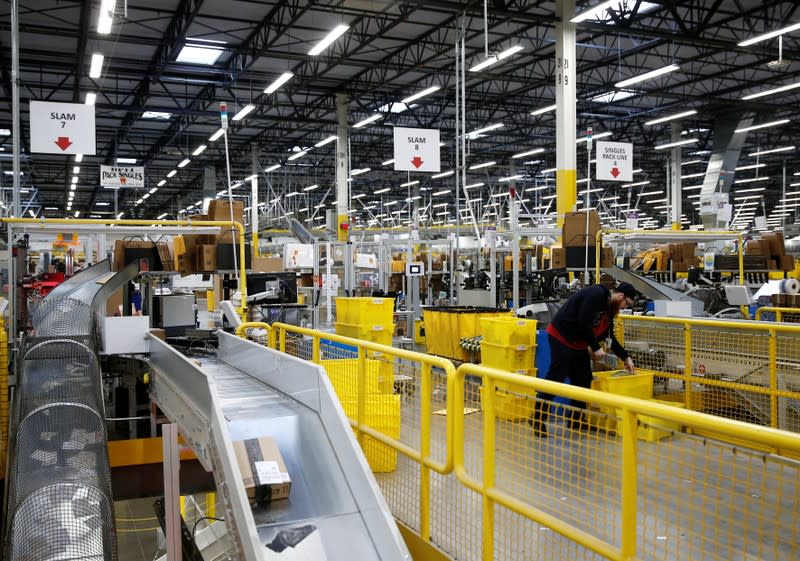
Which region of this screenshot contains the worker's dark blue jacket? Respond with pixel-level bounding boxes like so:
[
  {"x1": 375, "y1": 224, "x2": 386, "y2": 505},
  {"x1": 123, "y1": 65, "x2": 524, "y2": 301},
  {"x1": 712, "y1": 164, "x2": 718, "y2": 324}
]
[{"x1": 546, "y1": 284, "x2": 629, "y2": 360}]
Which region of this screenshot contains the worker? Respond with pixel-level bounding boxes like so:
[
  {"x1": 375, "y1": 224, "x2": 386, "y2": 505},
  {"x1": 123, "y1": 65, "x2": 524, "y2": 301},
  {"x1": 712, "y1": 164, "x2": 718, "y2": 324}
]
[{"x1": 530, "y1": 281, "x2": 638, "y2": 437}]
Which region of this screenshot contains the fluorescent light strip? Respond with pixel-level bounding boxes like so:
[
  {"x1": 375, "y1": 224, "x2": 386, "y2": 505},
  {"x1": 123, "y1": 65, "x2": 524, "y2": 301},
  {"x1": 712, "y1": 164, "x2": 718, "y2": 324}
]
[
  {"x1": 308, "y1": 24, "x2": 349, "y2": 56},
  {"x1": 645, "y1": 109, "x2": 698, "y2": 126},
  {"x1": 512, "y1": 148, "x2": 545, "y2": 159},
  {"x1": 231, "y1": 104, "x2": 255, "y2": 121},
  {"x1": 264, "y1": 164, "x2": 281, "y2": 172},
  {"x1": 400, "y1": 180, "x2": 419, "y2": 187},
  {"x1": 209, "y1": 128, "x2": 224, "y2": 141},
  {"x1": 576, "y1": 131, "x2": 612, "y2": 143},
  {"x1": 314, "y1": 135, "x2": 337, "y2": 147},
  {"x1": 749, "y1": 146, "x2": 794, "y2": 157},
  {"x1": 192, "y1": 144, "x2": 207, "y2": 156},
  {"x1": 736, "y1": 119, "x2": 790, "y2": 134},
  {"x1": 353, "y1": 114, "x2": 381, "y2": 128},
  {"x1": 166, "y1": 169, "x2": 177, "y2": 178},
  {"x1": 177, "y1": 158, "x2": 191, "y2": 168},
  {"x1": 287, "y1": 150, "x2": 308, "y2": 161},
  {"x1": 622, "y1": 181, "x2": 650, "y2": 188},
  {"x1": 680, "y1": 172, "x2": 705, "y2": 179},
  {"x1": 89, "y1": 53, "x2": 104, "y2": 79},
  {"x1": 734, "y1": 176, "x2": 769, "y2": 184},
  {"x1": 85, "y1": 92, "x2": 96, "y2": 106},
  {"x1": 654, "y1": 138, "x2": 698, "y2": 150},
  {"x1": 469, "y1": 161, "x2": 495, "y2": 170},
  {"x1": 531, "y1": 104, "x2": 556, "y2": 116},
  {"x1": 614, "y1": 64, "x2": 679, "y2": 88},
  {"x1": 350, "y1": 167, "x2": 370, "y2": 176},
  {"x1": 499, "y1": 174, "x2": 524, "y2": 182},
  {"x1": 381, "y1": 159, "x2": 394, "y2": 166},
  {"x1": 465, "y1": 182, "x2": 484, "y2": 189},
  {"x1": 738, "y1": 22, "x2": 800, "y2": 46},
  {"x1": 432, "y1": 170, "x2": 454, "y2": 179},
  {"x1": 264, "y1": 72, "x2": 293, "y2": 94},
  {"x1": 401, "y1": 85, "x2": 440, "y2": 104},
  {"x1": 467, "y1": 123, "x2": 504, "y2": 137},
  {"x1": 741, "y1": 81, "x2": 800, "y2": 101},
  {"x1": 683, "y1": 185, "x2": 703, "y2": 191}
]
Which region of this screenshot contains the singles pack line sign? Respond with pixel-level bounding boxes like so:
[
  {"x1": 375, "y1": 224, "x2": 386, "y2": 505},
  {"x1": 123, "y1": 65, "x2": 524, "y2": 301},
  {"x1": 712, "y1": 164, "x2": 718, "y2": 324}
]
[
  {"x1": 101, "y1": 165, "x2": 145, "y2": 188},
  {"x1": 393, "y1": 126, "x2": 441, "y2": 172},
  {"x1": 29, "y1": 100, "x2": 96, "y2": 155},
  {"x1": 595, "y1": 141, "x2": 633, "y2": 182}
]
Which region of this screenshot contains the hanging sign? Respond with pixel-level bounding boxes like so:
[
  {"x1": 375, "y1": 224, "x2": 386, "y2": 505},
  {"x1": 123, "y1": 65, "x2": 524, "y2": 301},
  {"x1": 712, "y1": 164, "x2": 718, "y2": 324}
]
[
  {"x1": 29, "y1": 100, "x2": 96, "y2": 155},
  {"x1": 101, "y1": 165, "x2": 145, "y2": 188},
  {"x1": 596, "y1": 141, "x2": 633, "y2": 182},
  {"x1": 393, "y1": 127, "x2": 441, "y2": 172}
]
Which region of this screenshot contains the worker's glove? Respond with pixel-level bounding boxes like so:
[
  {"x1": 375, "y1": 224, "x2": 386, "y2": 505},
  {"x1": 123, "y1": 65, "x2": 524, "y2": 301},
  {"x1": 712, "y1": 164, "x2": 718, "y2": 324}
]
[{"x1": 624, "y1": 357, "x2": 635, "y2": 373}]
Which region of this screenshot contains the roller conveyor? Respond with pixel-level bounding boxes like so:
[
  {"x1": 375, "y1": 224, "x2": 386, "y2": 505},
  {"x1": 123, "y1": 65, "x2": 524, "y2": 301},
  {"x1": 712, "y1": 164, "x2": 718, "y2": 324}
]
[{"x1": 147, "y1": 331, "x2": 410, "y2": 561}]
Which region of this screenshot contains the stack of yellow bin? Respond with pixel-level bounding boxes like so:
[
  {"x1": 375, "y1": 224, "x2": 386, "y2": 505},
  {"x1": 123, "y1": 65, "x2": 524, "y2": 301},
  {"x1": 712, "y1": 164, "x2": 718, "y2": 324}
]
[
  {"x1": 328, "y1": 297, "x2": 400, "y2": 471},
  {"x1": 478, "y1": 317, "x2": 538, "y2": 421}
]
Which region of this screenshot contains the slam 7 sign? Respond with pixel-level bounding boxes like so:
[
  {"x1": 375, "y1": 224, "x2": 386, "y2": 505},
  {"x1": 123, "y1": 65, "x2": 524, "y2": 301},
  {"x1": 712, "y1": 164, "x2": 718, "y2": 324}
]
[{"x1": 101, "y1": 165, "x2": 145, "y2": 188}]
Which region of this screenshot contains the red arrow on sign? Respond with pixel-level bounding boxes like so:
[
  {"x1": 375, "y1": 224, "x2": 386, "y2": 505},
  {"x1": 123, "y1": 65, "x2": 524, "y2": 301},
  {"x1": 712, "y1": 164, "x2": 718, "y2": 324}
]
[
  {"x1": 610, "y1": 166, "x2": 621, "y2": 178},
  {"x1": 411, "y1": 156, "x2": 424, "y2": 168},
  {"x1": 55, "y1": 136, "x2": 73, "y2": 151}
]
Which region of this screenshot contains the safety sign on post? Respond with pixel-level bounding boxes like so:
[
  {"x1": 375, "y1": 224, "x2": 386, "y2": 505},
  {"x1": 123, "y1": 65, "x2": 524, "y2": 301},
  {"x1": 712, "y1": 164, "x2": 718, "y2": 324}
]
[
  {"x1": 29, "y1": 100, "x2": 96, "y2": 155},
  {"x1": 393, "y1": 127, "x2": 440, "y2": 172},
  {"x1": 595, "y1": 141, "x2": 632, "y2": 182}
]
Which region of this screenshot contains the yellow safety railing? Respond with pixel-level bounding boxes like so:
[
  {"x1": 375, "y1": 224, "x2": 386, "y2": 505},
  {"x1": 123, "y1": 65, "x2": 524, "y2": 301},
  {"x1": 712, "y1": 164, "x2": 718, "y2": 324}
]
[
  {"x1": 1, "y1": 218, "x2": 249, "y2": 321},
  {"x1": 754, "y1": 306, "x2": 800, "y2": 322},
  {"x1": 243, "y1": 322, "x2": 800, "y2": 561},
  {"x1": 235, "y1": 322, "x2": 274, "y2": 346},
  {"x1": 618, "y1": 314, "x2": 800, "y2": 436},
  {"x1": 594, "y1": 228, "x2": 744, "y2": 285},
  {"x1": 454, "y1": 362, "x2": 800, "y2": 561},
  {"x1": 267, "y1": 322, "x2": 456, "y2": 545}
]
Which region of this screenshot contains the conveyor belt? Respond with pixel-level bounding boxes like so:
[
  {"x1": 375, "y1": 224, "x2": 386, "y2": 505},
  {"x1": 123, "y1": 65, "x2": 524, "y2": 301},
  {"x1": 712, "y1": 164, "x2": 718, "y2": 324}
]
[{"x1": 147, "y1": 332, "x2": 410, "y2": 561}]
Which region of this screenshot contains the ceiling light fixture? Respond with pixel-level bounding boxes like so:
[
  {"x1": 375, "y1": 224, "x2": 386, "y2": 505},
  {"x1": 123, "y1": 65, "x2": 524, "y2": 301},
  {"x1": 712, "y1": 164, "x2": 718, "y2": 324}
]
[
  {"x1": 654, "y1": 138, "x2": 698, "y2": 150},
  {"x1": 264, "y1": 164, "x2": 281, "y2": 172},
  {"x1": 75, "y1": 154, "x2": 83, "y2": 163},
  {"x1": 287, "y1": 150, "x2": 308, "y2": 161},
  {"x1": 466, "y1": 123, "x2": 503, "y2": 139},
  {"x1": 350, "y1": 167, "x2": 370, "y2": 176},
  {"x1": 209, "y1": 128, "x2": 224, "y2": 141},
  {"x1": 374, "y1": 188, "x2": 390, "y2": 194},
  {"x1": 512, "y1": 148, "x2": 545, "y2": 159},
  {"x1": 231, "y1": 104, "x2": 255, "y2": 121},
  {"x1": 590, "y1": 90, "x2": 637, "y2": 104},
  {"x1": 308, "y1": 24, "x2": 349, "y2": 56},
  {"x1": 615, "y1": 64, "x2": 680, "y2": 88},
  {"x1": 645, "y1": 109, "x2": 698, "y2": 126},
  {"x1": 177, "y1": 158, "x2": 191, "y2": 168},
  {"x1": 116, "y1": 157, "x2": 136, "y2": 164},
  {"x1": 531, "y1": 104, "x2": 557, "y2": 116},
  {"x1": 433, "y1": 190, "x2": 450, "y2": 196},
  {"x1": 621, "y1": 181, "x2": 651, "y2": 188},
  {"x1": 468, "y1": 161, "x2": 496, "y2": 170},
  {"x1": 157, "y1": 180, "x2": 166, "y2": 187},
  {"x1": 166, "y1": 170, "x2": 177, "y2": 178},
  {"x1": 576, "y1": 131, "x2": 613, "y2": 143},
  {"x1": 465, "y1": 182, "x2": 484, "y2": 189},
  {"x1": 400, "y1": 180, "x2": 419, "y2": 187},
  {"x1": 89, "y1": 53, "x2": 104, "y2": 78},
  {"x1": 141, "y1": 111, "x2": 172, "y2": 120},
  {"x1": 353, "y1": 114, "x2": 381, "y2": 128},
  {"x1": 401, "y1": 85, "x2": 440, "y2": 104},
  {"x1": 431, "y1": 170, "x2": 454, "y2": 179},
  {"x1": 735, "y1": 119, "x2": 790, "y2": 133},
  {"x1": 741, "y1": 81, "x2": 800, "y2": 101},
  {"x1": 314, "y1": 135, "x2": 337, "y2": 147},
  {"x1": 499, "y1": 174, "x2": 524, "y2": 182},
  {"x1": 733, "y1": 176, "x2": 769, "y2": 184},
  {"x1": 469, "y1": 45, "x2": 523, "y2": 72},
  {"x1": 738, "y1": 22, "x2": 800, "y2": 46},
  {"x1": 264, "y1": 72, "x2": 294, "y2": 94},
  {"x1": 85, "y1": 92, "x2": 96, "y2": 106},
  {"x1": 749, "y1": 146, "x2": 795, "y2": 157},
  {"x1": 192, "y1": 144, "x2": 207, "y2": 156},
  {"x1": 382, "y1": 159, "x2": 395, "y2": 166},
  {"x1": 303, "y1": 184, "x2": 319, "y2": 191}
]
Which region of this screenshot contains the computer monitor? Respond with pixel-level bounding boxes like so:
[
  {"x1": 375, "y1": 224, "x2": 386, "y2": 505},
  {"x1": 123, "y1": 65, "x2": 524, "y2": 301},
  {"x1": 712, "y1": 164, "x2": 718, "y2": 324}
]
[{"x1": 246, "y1": 272, "x2": 298, "y2": 304}]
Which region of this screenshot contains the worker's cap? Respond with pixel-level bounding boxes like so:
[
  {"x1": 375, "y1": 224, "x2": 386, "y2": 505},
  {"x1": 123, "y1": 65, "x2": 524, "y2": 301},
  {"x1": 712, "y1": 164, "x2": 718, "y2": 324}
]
[{"x1": 615, "y1": 281, "x2": 638, "y2": 300}]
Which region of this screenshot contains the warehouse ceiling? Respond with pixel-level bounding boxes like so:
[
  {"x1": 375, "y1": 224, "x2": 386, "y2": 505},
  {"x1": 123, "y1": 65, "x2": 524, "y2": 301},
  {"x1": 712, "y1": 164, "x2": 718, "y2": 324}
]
[{"x1": 0, "y1": 0, "x2": 799, "y2": 233}]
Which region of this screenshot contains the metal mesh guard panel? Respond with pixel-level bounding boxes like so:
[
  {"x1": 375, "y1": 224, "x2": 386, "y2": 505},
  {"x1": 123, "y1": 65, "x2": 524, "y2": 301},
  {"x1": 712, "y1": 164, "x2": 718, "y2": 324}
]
[
  {"x1": 9, "y1": 403, "x2": 111, "y2": 513},
  {"x1": 30, "y1": 297, "x2": 97, "y2": 338},
  {"x1": 6, "y1": 483, "x2": 114, "y2": 561}
]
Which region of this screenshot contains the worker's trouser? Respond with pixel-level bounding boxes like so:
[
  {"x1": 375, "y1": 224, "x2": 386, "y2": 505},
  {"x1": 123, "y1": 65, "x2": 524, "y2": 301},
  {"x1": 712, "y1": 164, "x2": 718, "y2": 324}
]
[{"x1": 535, "y1": 334, "x2": 593, "y2": 421}]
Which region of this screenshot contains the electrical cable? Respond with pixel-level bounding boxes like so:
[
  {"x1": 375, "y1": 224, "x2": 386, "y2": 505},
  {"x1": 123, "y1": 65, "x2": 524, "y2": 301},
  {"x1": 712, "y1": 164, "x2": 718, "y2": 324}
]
[{"x1": 192, "y1": 516, "x2": 225, "y2": 539}]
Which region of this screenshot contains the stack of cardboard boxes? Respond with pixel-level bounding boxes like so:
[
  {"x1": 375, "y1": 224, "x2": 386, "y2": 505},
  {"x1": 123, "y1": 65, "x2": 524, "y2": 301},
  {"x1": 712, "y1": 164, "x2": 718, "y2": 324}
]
[
  {"x1": 176, "y1": 200, "x2": 247, "y2": 275},
  {"x1": 745, "y1": 232, "x2": 794, "y2": 271},
  {"x1": 550, "y1": 211, "x2": 613, "y2": 269},
  {"x1": 638, "y1": 242, "x2": 697, "y2": 272}
]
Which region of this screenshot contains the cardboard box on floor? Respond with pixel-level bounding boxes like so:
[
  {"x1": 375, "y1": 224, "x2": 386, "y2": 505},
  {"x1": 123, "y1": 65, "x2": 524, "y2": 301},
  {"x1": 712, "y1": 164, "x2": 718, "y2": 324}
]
[{"x1": 232, "y1": 437, "x2": 291, "y2": 505}]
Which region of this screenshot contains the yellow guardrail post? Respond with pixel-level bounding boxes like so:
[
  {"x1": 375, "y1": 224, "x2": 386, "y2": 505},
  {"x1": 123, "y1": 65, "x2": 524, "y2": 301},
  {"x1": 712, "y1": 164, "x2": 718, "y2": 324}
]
[
  {"x1": 278, "y1": 327, "x2": 286, "y2": 353},
  {"x1": 683, "y1": 322, "x2": 693, "y2": 410},
  {"x1": 234, "y1": 322, "x2": 272, "y2": 341},
  {"x1": 312, "y1": 335, "x2": 321, "y2": 363},
  {"x1": 419, "y1": 362, "x2": 432, "y2": 542},
  {"x1": 769, "y1": 328, "x2": 778, "y2": 428},
  {"x1": 619, "y1": 408, "x2": 638, "y2": 560},
  {"x1": 356, "y1": 345, "x2": 367, "y2": 448},
  {"x1": 481, "y1": 379, "x2": 496, "y2": 561}
]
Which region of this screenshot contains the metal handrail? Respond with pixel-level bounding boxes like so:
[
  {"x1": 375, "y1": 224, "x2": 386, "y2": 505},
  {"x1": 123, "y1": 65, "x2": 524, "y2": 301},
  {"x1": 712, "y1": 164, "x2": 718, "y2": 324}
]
[{"x1": 754, "y1": 306, "x2": 800, "y2": 322}]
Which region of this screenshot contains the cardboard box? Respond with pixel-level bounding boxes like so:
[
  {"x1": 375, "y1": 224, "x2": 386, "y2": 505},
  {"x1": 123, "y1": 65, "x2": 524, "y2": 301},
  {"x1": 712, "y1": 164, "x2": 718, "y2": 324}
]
[
  {"x1": 106, "y1": 287, "x2": 123, "y2": 316},
  {"x1": 113, "y1": 240, "x2": 164, "y2": 271},
  {"x1": 149, "y1": 328, "x2": 166, "y2": 341},
  {"x1": 251, "y1": 256, "x2": 284, "y2": 273},
  {"x1": 764, "y1": 232, "x2": 786, "y2": 258},
  {"x1": 197, "y1": 244, "x2": 217, "y2": 272},
  {"x1": 601, "y1": 246, "x2": 614, "y2": 268},
  {"x1": 551, "y1": 247, "x2": 566, "y2": 269},
  {"x1": 209, "y1": 201, "x2": 244, "y2": 243},
  {"x1": 563, "y1": 211, "x2": 600, "y2": 247},
  {"x1": 232, "y1": 437, "x2": 291, "y2": 505},
  {"x1": 780, "y1": 254, "x2": 795, "y2": 272}
]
